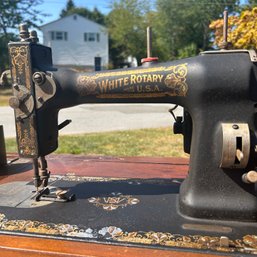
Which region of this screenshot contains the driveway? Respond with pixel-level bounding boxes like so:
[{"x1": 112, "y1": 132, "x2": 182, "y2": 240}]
[{"x1": 0, "y1": 104, "x2": 183, "y2": 138}]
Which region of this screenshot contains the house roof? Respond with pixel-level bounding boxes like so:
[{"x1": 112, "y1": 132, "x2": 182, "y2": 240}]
[{"x1": 40, "y1": 14, "x2": 106, "y2": 30}]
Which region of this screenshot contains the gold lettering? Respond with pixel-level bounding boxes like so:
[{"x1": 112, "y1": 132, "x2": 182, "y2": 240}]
[
  {"x1": 99, "y1": 80, "x2": 109, "y2": 93},
  {"x1": 117, "y1": 78, "x2": 123, "y2": 88},
  {"x1": 137, "y1": 85, "x2": 143, "y2": 92},
  {"x1": 131, "y1": 75, "x2": 137, "y2": 84},
  {"x1": 124, "y1": 86, "x2": 135, "y2": 93},
  {"x1": 142, "y1": 74, "x2": 148, "y2": 83},
  {"x1": 137, "y1": 75, "x2": 143, "y2": 83},
  {"x1": 124, "y1": 77, "x2": 129, "y2": 86},
  {"x1": 145, "y1": 85, "x2": 151, "y2": 92},
  {"x1": 152, "y1": 75, "x2": 158, "y2": 83},
  {"x1": 157, "y1": 74, "x2": 163, "y2": 82},
  {"x1": 109, "y1": 80, "x2": 115, "y2": 90},
  {"x1": 154, "y1": 85, "x2": 160, "y2": 92},
  {"x1": 130, "y1": 74, "x2": 163, "y2": 85},
  {"x1": 146, "y1": 75, "x2": 153, "y2": 83}
]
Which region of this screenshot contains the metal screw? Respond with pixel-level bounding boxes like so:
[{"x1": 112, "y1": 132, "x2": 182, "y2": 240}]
[
  {"x1": 33, "y1": 72, "x2": 45, "y2": 85},
  {"x1": 37, "y1": 97, "x2": 44, "y2": 103},
  {"x1": 232, "y1": 124, "x2": 239, "y2": 129},
  {"x1": 13, "y1": 83, "x2": 19, "y2": 90}
]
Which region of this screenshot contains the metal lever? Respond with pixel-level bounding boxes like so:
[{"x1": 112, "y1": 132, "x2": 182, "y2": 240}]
[{"x1": 58, "y1": 119, "x2": 72, "y2": 130}]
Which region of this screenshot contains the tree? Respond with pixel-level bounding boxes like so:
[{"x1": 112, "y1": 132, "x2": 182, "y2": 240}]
[
  {"x1": 107, "y1": 0, "x2": 151, "y2": 64},
  {"x1": 209, "y1": 7, "x2": 257, "y2": 49},
  {"x1": 154, "y1": 0, "x2": 239, "y2": 61},
  {"x1": 0, "y1": 0, "x2": 44, "y2": 36},
  {"x1": 60, "y1": 0, "x2": 75, "y2": 17},
  {"x1": 0, "y1": 0, "x2": 45, "y2": 71},
  {"x1": 247, "y1": 0, "x2": 257, "y2": 7},
  {"x1": 60, "y1": 0, "x2": 105, "y2": 25},
  {"x1": 0, "y1": 33, "x2": 18, "y2": 72}
]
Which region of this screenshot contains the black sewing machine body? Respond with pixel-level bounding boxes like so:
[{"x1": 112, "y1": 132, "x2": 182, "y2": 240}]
[
  {"x1": 4, "y1": 26, "x2": 257, "y2": 255},
  {"x1": 8, "y1": 39, "x2": 257, "y2": 221}
]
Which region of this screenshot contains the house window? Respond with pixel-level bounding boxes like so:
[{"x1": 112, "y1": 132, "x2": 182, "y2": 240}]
[
  {"x1": 84, "y1": 33, "x2": 100, "y2": 42},
  {"x1": 50, "y1": 31, "x2": 68, "y2": 41}
]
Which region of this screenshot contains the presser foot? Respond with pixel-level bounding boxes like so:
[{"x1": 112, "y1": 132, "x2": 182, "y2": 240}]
[{"x1": 33, "y1": 187, "x2": 76, "y2": 202}]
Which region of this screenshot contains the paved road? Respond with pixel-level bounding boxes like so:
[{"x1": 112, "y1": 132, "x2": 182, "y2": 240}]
[{"x1": 0, "y1": 104, "x2": 183, "y2": 138}]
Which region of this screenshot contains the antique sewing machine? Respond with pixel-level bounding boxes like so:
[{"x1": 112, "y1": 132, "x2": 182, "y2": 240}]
[{"x1": 2, "y1": 14, "x2": 257, "y2": 256}]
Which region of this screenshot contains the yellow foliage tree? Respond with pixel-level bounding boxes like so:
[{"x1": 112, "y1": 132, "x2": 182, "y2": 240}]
[{"x1": 209, "y1": 7, "x2": 257, "y2": 49}]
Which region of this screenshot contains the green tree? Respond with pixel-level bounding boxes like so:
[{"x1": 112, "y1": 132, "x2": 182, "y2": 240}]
[
  {"x1": 60, "y1": 0, "x2": 105, "y2": 25},
  {"x1": 154, "y1": 0, "x2": 239, "y2": 60},
  {"x1": 0, "y1": 0, "x2": 45, "y2": 72},
  {"x1": 247, "y1": 0, "x2": 257, "y2": 7},
  {"x1": 107, "y1": 0, "x2": 151, "y2": 65},
  {"x1": 0, "y1": 34, "x2": 18, "y2": 72},
  {"x1": 60, "y1": 0, "x2": 75, "y2": 17}
]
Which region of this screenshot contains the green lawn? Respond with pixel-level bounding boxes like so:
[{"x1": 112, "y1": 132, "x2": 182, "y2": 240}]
[
  {"x1": 5, "y1": 128, "x2": 187, "y2": 157},
  {"x1": 0, "y1": 88, "x2": 12, "y2": 106}
]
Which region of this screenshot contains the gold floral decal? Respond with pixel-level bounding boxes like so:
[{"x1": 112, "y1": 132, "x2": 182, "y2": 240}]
[
  {"x1": 77, "y1": 63, "x2": 188, "y2": 97},
  {"x1": 88, "y1": 192, "x2": 140, "y2": 211},
  {"x1": 0, "y1": 213, "x2": 256, "y2": 254},
  {"x1": 77, "y1": 76, "x2": 98, "y2": 95},
  {"x1": 113, "y1": 232, "x2": 257, "y2": 254},
  {"x1": 15, "y1": 122, "x2": 37, "y2": 157},
  {"x1": 9, "y1": 45, "x2": 38, "y2": 157},
  {"x1": 10, "y1": 46, "x2": 29, "y2": 75},
  {"x1": 164, "y1": 63, "x2": 188, "y2": 96},
  {"x1": 0, "y1": 213, "x2": 94, "y2": 237},
  {"x1": 18, "y1": 127, "x2": 37, "y2": 156}
]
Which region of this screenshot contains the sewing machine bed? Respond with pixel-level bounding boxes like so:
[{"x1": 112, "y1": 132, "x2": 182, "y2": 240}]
[{"x1": 0, "y1": 154, "x2": 256, "y2": 257}]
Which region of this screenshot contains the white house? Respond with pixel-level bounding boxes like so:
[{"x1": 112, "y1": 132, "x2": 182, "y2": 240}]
[{"x1": 40, "y1": 14, "x2": 109, "y2": 68}]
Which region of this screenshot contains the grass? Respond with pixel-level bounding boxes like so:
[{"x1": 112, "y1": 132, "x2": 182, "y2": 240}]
[
  {"x1": 5, "y1": 128, "x2": 188, "y2": 157},
  {"x1": 0, "y1": 88, "x2": 12, "y2": 106}
]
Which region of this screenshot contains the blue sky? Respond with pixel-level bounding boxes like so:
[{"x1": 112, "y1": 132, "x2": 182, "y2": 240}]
[
  {"x1": 37, "y1": 0, "x2": 248, "y2": 26},
  {"x1": 37, "y1": 0, "x2": 112, "y2": 25}
]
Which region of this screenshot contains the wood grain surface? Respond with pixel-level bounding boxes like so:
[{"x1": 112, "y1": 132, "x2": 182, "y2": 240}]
[{"x1": 0, "y1": 234, "x2": 227, "y2": 257}]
